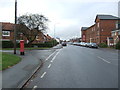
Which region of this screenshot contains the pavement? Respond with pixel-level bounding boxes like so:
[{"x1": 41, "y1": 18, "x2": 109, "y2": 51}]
[
  {"x1": 1, "y1": 44, "x2": 62, "y2": 88},
  {"x1": 25, "y1": 44, "x2": 118, "y2": 88}
]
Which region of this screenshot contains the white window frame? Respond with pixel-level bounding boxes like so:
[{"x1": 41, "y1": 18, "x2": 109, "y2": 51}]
[
  {"x1": 112, "y1": 32, "x2": 115, "y2": 36},
  {"x1": 97, "y1": 22, "x2": 100, "y2": 28},
  {"x1": 118, "y1": 31, "x2": 120, "y2": 35},
  {"x1": 2, "y1": 31, "x2": 10, "y2": 36},
  {"x1": 116, "y1": 21, "x2": 118, "y2": 29}
]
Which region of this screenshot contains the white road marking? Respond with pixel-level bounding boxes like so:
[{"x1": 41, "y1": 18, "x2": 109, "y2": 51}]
[
  {"x1": 48, "y1": 64, "x2": 51, "y2": 68},
  {"x1": 32, "y1": 86, "x2": 37, "y2": 90},
  {"x1": 45, "y1": 50, "x2": 57, "y2": 61},
  {"x1": 50, "y1": 49, "x2": 61, "y2": 62},
  {"x1": 97, "y1": 56, "x2": 111, "y2": 63},
  {"x1": 40, "y1": 72, "x2": 46, "y2": 78}
]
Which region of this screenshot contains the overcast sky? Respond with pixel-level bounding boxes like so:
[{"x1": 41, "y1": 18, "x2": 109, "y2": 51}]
[{"x1": 0, "y1": 0, "x2": 119, "y2": 40}]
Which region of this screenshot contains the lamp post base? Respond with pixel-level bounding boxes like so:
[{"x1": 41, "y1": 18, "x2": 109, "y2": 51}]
[{"x1": 20, "y1": 52, "x2": 24, "y2": 55}]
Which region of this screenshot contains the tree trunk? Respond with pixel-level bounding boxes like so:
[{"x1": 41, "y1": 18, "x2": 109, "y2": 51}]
[{"x1": 28, "y1": 41, "x2": 33, "y2": 47}]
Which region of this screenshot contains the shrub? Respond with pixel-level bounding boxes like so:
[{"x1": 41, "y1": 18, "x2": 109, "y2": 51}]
[
  {"x1": 17, "y1": 43, "x2": 29, "y2": 48},
  {"x1": 115, "y1": 41, "x2": 120, "y2": 50},
  {"x1": 99, "y1": 43, "x2": 108, "y2": 48},
  {"x1": 31, "y1": 40, "x2": 58, "y2": 48},
  {"x1": 2, "y1": 41, "x2": 14, "y2": 48}
]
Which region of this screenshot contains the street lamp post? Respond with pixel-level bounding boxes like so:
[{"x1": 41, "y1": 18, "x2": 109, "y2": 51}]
[
  {"x1": 53, "y1": 23, "x2": 59, "y2": 46},
  {"x1": 14, "y1": 0, "x2": 17, "y2": 54},
  {"x1": 53, "y1": 24, "x2": 56, "y2": 46}
]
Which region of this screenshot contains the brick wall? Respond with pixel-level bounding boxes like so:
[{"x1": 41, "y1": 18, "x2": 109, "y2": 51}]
[
  {"x1": 99, "y1": 20, "x2": 117, "y2": 44},
  {"x1": 81, "y1": 16, "x2": 119, "y2": 44}
]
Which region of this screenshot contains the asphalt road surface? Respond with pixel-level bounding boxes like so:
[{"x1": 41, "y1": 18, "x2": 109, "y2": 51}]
[{"x1": 25, "y1": 45, "x2": 118, "y2": 88}]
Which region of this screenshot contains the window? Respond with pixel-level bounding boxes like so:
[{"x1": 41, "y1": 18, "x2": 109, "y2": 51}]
[
  {"x1": 116, "y1": 21, "x2": 118, "y2": 29},
  {"x1": 92, "y1": 28, "x2": 93, "y2": 31},
  {"x1": 112, "y1": 32, "x2": 115, "y2": 36},
  {"x1": 97, "y1": 22, "x2": 99, "y2": 28},
  {"x1": 97, "y1": 31, "x2": 99, "y2": 35},
  {"x1": 118, "y1": 31, "x2": 120, "y2": 35},
  {"x1": 36, "y1": 36, "x2": 39, "y2": 40},
  {"x1": 2, "y1": 31, "x2": 10, "y2": 36},
  {"x1": 116, "y1": 21, "x2": 120, "y2": 29}
]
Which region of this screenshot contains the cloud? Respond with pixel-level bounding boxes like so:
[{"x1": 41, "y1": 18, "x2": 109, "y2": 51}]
[{"x1": 0, "y1": 0, "x2": 119, "y2": 40}]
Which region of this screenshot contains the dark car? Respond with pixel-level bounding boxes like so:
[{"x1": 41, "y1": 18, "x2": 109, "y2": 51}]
[
  {"x1": 62, "y1": 42, "x2": 67, "y2": 46},
  {"x1": 89, "y1": 43, "x2": 98, "y2": 48}
]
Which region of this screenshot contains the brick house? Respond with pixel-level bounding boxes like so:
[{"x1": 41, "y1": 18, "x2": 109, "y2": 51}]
[
  {"x1": 81, "y1": 27, "x2": 88, "y2": 42},
  {"x1": 1, "y1": 22, "x2": 52, "y2": 44},
  {"x1": 85, "y1": 24, "x2": 96, "y2": 43},
  {"x1": 44, "y1": 34, "x2": 53, "y2": 42},
  {"x1": 111, "y1": 29, "x2": 120, "y2": 45},
  {"x1": 81, "y1": 14, "x2": 120, "y2": 44},
  {"x1": 1, "y1": 22, "x2": 15, "y2": 41},
  {"x1": 1, "y1": 22, "x2": 28, "y2": 43},
  {"x1": 32, "y1": 31, "x2": 46, "y2": 44},
  {"x1": 33, "y1": 33, "x2": 53, "y2": 44}
]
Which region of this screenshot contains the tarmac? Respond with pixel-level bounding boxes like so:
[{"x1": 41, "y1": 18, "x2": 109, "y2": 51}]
[{"x1": 1, "y1": 44, "x2": 62, "y2": 88}]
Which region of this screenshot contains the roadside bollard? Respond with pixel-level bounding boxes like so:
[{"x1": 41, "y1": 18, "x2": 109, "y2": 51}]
[{"x1": 20, "y1": 40, "x2": 24, "y2": 55}]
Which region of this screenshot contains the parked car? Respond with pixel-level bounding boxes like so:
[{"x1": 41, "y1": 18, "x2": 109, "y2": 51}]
[
  {"x1": 80, "y1": 42, "x2": 85, "y2": 46},
  {"x1": 82, "y1": 42, "x2": 86, "y2": 47},
  {"x1": 89, "y1": 43, "x2": 98, "y2": 48},
  {"x1": 73, "y1": 42, "x2": 80, "y2": 46},
  {"x1": 84, "y1": 43, "x2": 89, "y2": 47},
  {"x1": 62, "y1": 42, "x2": 67, "y2": 46},
  {"x1": 85, "y1": 43, "x2": 90, "y2": 47}
]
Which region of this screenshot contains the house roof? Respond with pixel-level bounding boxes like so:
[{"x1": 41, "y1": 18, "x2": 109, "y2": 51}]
[
  {"x1": 1, "y1": 22, "x2": 15, "y2": 31},
  {"x1": 46, "y1": 34, "x2": 52, "y2": 40},
  {"x1": 95, "y1": 15, "x2": 120, "y2": 22},
  {"x1": 81, "y1": 27, "x2": 88, "y2": 31}
]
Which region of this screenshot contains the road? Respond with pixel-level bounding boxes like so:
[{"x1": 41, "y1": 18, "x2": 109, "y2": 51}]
[{"x1": 25, "y1": 45, "x2": 118, "y2": 88}]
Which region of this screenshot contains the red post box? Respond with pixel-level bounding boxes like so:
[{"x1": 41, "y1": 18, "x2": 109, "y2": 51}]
[{"x1": 20, "y1": 40, "x2": 24, "y2": 55}]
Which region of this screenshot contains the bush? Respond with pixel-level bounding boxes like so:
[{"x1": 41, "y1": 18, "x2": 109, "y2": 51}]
[
  {"x1": 31, "y1": 40, "x2": 58, "y2": 48},
  {"x1": 115, "y1": 41, "x2": 120, "y2": 50},
  {"x1": 32, "y1": 43, "x2": 52, "y2": 47},
  {"x1": 99, "y1": 43, "x2": 108, "y2": 48},
  {"x1": 17, "y1": 43, "x2": 29, "y2": 48},
  {"x1": 2, "y1": 41, "x2": 14, "y2": 48}
]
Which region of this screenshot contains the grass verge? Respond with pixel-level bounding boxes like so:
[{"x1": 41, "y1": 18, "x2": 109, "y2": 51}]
[{"x1": 1, "y1": 52, "x2": 21, "y2": 70}]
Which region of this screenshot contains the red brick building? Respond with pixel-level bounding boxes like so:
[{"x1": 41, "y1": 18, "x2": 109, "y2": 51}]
[
  {"x1": 81, "y1": 14, "x2": 120, "y2": 44},
  {"x1": 1, "y1": 22, "x2": 15, "y2": 41},
  {"x1": 111, "y1": 29, "x2": 120, "y2": 45},
  {"x1": 1, "y1": 22, "x2": 53, "y2": 44},
  {"x1": 81, "y1": 27, "x2": 88, "y2": 42}
]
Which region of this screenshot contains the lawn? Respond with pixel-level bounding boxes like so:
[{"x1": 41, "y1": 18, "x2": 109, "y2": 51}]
[{"x1": 1, "y1": 52, "x2": 21, "y2": 70}]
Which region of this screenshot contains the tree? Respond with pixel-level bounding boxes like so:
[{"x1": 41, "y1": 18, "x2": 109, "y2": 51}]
[{"x1": 17, "y1": 13, "x2": 49, "y2": 46}]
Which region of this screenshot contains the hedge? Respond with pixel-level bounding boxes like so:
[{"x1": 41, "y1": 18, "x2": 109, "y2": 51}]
[
  {"x1": 2, "y1": 41, "x2": 14, "y2": 48},
  {"x1": 115, "y1": 41, "x2": 120, "y2": 50},
  {"x1": 98, "y1": 43, "x2": 108, "y2": 48},
  {"x1": 2, "y1": 40, "x2": 58, "y2": 48},
  {"x1": 32, "y1": 40, "x2": 58, "y2": 47}
]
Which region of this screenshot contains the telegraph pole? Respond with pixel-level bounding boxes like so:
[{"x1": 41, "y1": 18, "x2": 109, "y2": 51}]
[{"x1": 14, "y1": 0, "x2": 17, "y2": 54}]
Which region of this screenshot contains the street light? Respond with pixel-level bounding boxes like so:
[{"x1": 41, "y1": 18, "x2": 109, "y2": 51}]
[
  {"x1": 14, "y1": 0, "x2": 17, "y2": 54},
  {"x1": 53, "y1": 23, "x2": 59, "y2": 46}
]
